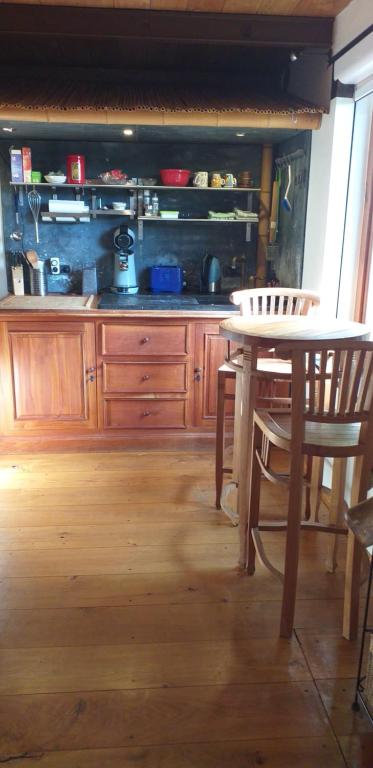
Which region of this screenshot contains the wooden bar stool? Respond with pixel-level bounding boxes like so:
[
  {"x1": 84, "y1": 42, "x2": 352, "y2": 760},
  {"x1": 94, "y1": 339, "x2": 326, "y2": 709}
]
[
  {"x1": 215, "y1": 288, "x2": 321, "y2": 511},
  {"x1": 248, "y1": 339, "x2": 373, "y2": 639},
  {"x1": 346, "y1": 497, "x2": 373, "y2": 722}
]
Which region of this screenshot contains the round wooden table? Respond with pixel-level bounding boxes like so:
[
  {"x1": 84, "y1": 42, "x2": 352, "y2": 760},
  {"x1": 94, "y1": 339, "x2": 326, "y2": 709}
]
[{"x1": 219, "y1": 314, "x2": 371, "y2": 635}]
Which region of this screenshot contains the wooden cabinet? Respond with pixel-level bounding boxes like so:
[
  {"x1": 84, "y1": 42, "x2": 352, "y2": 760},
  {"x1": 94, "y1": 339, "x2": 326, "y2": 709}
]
[
  {"x1": 193, "y1": 322, "x2": 235, "y2": 428},
  {"x1": 0, "y1": 321, "x2": 97, "y2": 433},
  {"x1": 97, "y1": 320, "x2": 191, "y2": 431},
  {"x1": 0, "y1": 313, "x2": 234, "y2": 447}
]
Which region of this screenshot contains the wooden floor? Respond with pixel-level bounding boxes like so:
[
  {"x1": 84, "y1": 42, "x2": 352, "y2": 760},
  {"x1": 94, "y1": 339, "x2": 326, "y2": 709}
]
[{"x1": 0, "y1": 450, "x2": 372, "y2": 767}]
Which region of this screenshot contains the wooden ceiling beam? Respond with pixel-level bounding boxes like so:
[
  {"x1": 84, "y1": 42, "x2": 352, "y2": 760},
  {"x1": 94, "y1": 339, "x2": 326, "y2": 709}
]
[{"x1": 0, "y1": 5, "x2": 333, "y2": 47}]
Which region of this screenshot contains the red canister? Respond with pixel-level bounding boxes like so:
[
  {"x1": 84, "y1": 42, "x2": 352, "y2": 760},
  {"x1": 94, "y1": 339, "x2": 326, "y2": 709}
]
[{"x1": 66, "y1": 154, "x2": 85, "y2": 184}]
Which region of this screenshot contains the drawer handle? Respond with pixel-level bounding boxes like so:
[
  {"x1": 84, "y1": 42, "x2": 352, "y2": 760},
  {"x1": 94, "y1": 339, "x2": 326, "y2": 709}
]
[
  {"x1": 142, "y1": 374, "x2": 150, "y2": 381},
  {"x1": 142, "y1": 410, "x2": 151, "y2": 417},
  {"x1": 142, "y1": 337, "x2": 150, "y2": 344}
]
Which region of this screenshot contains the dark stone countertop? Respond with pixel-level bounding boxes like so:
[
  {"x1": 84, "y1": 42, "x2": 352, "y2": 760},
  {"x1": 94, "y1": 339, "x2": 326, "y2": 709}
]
[{"x1": 98, "y1": 292, "x2": 239, "y2": 312}]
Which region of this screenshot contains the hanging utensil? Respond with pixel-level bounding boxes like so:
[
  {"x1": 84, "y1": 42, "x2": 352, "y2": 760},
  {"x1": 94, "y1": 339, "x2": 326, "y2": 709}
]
[
  {"x1": 27, "y1": 189, "x2": 41, "y2": 243},
  {"x1": 269, "y1": 168, "x2": 280, "y2": 243},
  {"x1": 282, "y1": 164, "x2": 292, "y2": 213}
]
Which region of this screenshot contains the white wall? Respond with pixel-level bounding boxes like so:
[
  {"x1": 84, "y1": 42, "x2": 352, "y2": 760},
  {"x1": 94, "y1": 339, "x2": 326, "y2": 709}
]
[
  {"x1": 302, "y1": 0, "x2": 373, "y2": 314},
  {"x1": 333, "y1": 0, "x2": 373, "y2": 55},
  {"x1": 302, "y1": 98, "x2": 354, "y2": 315},
  {"x1": 333, "y1": 0, "x2": 373, "y2": 85}
]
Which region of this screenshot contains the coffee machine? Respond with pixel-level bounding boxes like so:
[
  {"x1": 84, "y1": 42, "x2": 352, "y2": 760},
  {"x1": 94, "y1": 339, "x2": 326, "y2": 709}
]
[{"x1": 111, "y1": 224, "x2": 138, "y2": 294}]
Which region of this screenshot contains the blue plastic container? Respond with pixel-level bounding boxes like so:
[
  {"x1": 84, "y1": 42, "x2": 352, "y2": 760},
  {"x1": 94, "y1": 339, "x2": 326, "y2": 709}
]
[{"x1": 150, "y1": 266, "x2": 183, "y2": 294}]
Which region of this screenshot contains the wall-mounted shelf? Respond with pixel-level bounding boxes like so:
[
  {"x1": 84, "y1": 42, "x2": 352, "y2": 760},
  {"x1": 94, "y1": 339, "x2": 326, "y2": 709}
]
[
  {"x1": 41, "y1": 209, "x2": 134, "y2": 222},
  {"x1": 137, "y1": 186, "x2": 261, "y2": 192},
  {"x1": 12, "y1": 181, "x2": 259, "y2": 243},
  {"x1": 137, "y1": 216, "x2": 258, "y2": 222},
  {"x1": 11, "y1": 182, "x2": 137, "y2": 190},
  {"x1": 137, "y1": 215, "x2": 258, "y2": 242},
  {"x1": 10, "y1": 182, "x2": 260, "y2": 192}
]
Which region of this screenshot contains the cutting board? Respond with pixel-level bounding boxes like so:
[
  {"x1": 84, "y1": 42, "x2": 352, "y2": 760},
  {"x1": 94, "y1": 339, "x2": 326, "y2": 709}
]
[{"x1": 0, "y1": 294, "x2": 95, "y2": 310}]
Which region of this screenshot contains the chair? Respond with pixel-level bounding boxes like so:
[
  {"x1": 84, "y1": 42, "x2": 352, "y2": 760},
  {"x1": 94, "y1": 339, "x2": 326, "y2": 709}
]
[
  {"x1": 346, "y1": 497, "x2": 373, "y2": 720},
  {"x1": 215, "y1": 287, "x2": 321, "y2": 510},
  {"x1": 248, "y1": 339, "x2": 373, "y2": 639}
]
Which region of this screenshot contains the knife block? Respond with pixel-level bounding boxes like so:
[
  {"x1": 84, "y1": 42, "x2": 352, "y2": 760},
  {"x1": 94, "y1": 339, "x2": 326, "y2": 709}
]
[{"x1": 11, "y1": 265, "x2": 24, "y2": 296}]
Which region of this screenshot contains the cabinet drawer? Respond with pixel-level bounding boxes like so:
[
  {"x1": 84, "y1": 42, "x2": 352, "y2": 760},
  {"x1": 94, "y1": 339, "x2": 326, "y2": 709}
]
[
  {"x1": 103, "y1": 362, "x2": 187, "y2": 393},
  {"x1": 104, "y1": 399, "x2": 186, "y2": 429},
  {"x1": 101, "y1": 324, "x2": 188, "y2": 356}
]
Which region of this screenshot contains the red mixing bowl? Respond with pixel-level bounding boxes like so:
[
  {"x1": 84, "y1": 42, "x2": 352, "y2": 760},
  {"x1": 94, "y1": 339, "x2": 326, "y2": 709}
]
[{"x1": 160, "y1": 169, "x2": 191, "y2": 187}]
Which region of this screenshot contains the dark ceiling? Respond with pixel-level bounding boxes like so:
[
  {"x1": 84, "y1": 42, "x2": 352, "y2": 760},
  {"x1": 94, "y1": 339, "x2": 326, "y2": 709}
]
[{"x1": 0, "y1": 4, "x2": 331, "y2": 90}]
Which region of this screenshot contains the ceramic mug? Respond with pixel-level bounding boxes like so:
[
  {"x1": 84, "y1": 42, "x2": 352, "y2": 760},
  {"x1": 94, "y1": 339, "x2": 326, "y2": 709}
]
[
  {"x1": 193, "y1": 171, "x2": 208, "y2": 188},
  {"x1": 223, "y1": 173, "x2": 237, "y2": 188},
  {"x1": 210, "y1": 173, "x2": 225, "y2": 188}
]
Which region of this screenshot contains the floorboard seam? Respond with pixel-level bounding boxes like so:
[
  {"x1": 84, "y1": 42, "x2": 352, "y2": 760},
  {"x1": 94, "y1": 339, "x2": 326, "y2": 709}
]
[{"x1": 294, "y1": 628, "x2": 349, "y2": 767}]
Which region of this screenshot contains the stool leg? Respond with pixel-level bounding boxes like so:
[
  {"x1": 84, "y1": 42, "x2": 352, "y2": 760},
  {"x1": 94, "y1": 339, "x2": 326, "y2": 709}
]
[
  {"x1": 310, "y1": 456, "x2": 324, "y2": 523},
  {"x1": 215, "y1": 370, "x2": 226, "y2": 509},
  {"x1": 353, "y1": 554, "x2": 373, "y2": 709},
  {"x1": 325, "y1": 458, "x2": 347, "y2": 574},
  {"x1": 343, "y1": 455, "x2": 369, "y2": 640},
  {"x1": 247, "y1": 421, "x2": 263, "y2": 575},
  {"x1": 280, "y1": 451, "x2": 304, "y2": 638}
]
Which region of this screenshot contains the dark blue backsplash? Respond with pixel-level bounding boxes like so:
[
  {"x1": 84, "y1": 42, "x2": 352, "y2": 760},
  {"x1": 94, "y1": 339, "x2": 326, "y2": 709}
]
[{"x1": 0, "y1": 139, "x2": 262, "y2": 294}]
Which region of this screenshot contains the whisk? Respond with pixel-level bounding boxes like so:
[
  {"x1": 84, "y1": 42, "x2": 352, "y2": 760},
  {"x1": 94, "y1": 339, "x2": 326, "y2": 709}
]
[{"x1": 27, "y1": 189, "x2": 41, "y2": 244}]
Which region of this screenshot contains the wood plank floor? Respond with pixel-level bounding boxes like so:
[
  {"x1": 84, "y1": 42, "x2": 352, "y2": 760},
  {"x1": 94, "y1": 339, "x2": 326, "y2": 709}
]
[{"x1": 0, "y1": 450, "x2": 372, "y2": 767}]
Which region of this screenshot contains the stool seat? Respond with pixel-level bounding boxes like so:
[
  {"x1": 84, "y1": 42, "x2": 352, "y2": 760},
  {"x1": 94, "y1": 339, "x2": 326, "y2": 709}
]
[{"x1": 255, "y1": 409, "x2": 362, "y2": 451}]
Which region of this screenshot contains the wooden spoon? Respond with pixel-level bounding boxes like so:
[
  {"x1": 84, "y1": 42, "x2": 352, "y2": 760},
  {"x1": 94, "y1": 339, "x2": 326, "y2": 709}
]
[{"x1": 25, "y1": 249, "x2": 38, "y2": 268}]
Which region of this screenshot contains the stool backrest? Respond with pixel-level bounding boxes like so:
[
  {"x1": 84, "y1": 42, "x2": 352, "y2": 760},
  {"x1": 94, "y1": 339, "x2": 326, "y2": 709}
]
[
  {"x1": 275, "y1": 340, "x2": 373, "y2": 451},
  {"x1": 230, "y1": 287, "x2": 320, "y2": 317}
]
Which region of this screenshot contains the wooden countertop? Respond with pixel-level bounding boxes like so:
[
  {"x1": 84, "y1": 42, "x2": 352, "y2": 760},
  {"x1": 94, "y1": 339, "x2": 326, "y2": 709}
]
[{"x1": 0, "y1": 294, "x2": 96, "y2": 310}]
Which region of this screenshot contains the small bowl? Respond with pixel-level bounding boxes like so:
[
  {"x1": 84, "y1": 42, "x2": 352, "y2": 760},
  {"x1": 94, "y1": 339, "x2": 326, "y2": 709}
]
[
  {"x1": 112, "y1": 202, "x2": 127, "y2": 210},
  {"x1": 44, "y1": 174, "x2": 67, "y2": 184},
  {"x1": 140, "y1": 177, "x2": 158, "y2": 186}
]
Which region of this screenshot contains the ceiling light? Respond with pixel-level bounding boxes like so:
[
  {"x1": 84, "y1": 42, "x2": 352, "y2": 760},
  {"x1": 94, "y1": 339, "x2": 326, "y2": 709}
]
[
  {"x1": 236, "y1": 132, "x2": 245, "y2": 137},
  {"x1": 289, "y1": 51, "x2": 299, "y2": 62},
  {"x1": 123, "y1": 129, "x2": 133, "y2": 136},
  {"x1": 2, "y1": 127, "x2": 14, "y2": 133}
]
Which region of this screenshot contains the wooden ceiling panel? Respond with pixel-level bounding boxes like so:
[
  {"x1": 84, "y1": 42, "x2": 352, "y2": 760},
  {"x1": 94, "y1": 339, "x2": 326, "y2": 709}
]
[{"x1": 0, "y1": 0, "x2": 352, "y2": 16}]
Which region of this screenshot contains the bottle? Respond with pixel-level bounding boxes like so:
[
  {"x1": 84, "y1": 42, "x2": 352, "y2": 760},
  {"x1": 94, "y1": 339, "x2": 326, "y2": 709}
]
[
  {"x1": 143, "y1": 189, "x2": 151, "y2": 214},
  {"x1": 151, "y1": 193, "x2": 159, "y2": 216}
]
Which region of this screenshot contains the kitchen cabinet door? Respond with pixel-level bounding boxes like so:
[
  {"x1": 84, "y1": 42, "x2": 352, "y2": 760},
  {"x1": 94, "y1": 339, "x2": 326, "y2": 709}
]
[
  {"x1": 193, "y1": 322, "x2": 235, "y2": 428},
  {"x1": 0, "y1": 322, "x2": 97, "y2": 433}
]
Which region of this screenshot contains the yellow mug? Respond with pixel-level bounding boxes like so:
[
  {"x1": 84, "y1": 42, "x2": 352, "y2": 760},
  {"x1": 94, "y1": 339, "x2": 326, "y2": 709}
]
[{"x1": 210, "y1": 173, "x2": 225, "y2": 188}]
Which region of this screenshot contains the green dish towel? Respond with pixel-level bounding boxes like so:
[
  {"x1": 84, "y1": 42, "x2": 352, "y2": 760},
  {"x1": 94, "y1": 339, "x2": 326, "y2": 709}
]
[{"x1": 208, "y1": 210, "x2": 236, "y2": 220}]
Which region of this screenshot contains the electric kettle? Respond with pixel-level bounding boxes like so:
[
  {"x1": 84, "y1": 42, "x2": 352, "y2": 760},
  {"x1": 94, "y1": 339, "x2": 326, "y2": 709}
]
[{"x1": 201, "y1": 253, "x2": 221, "y2": 294}]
